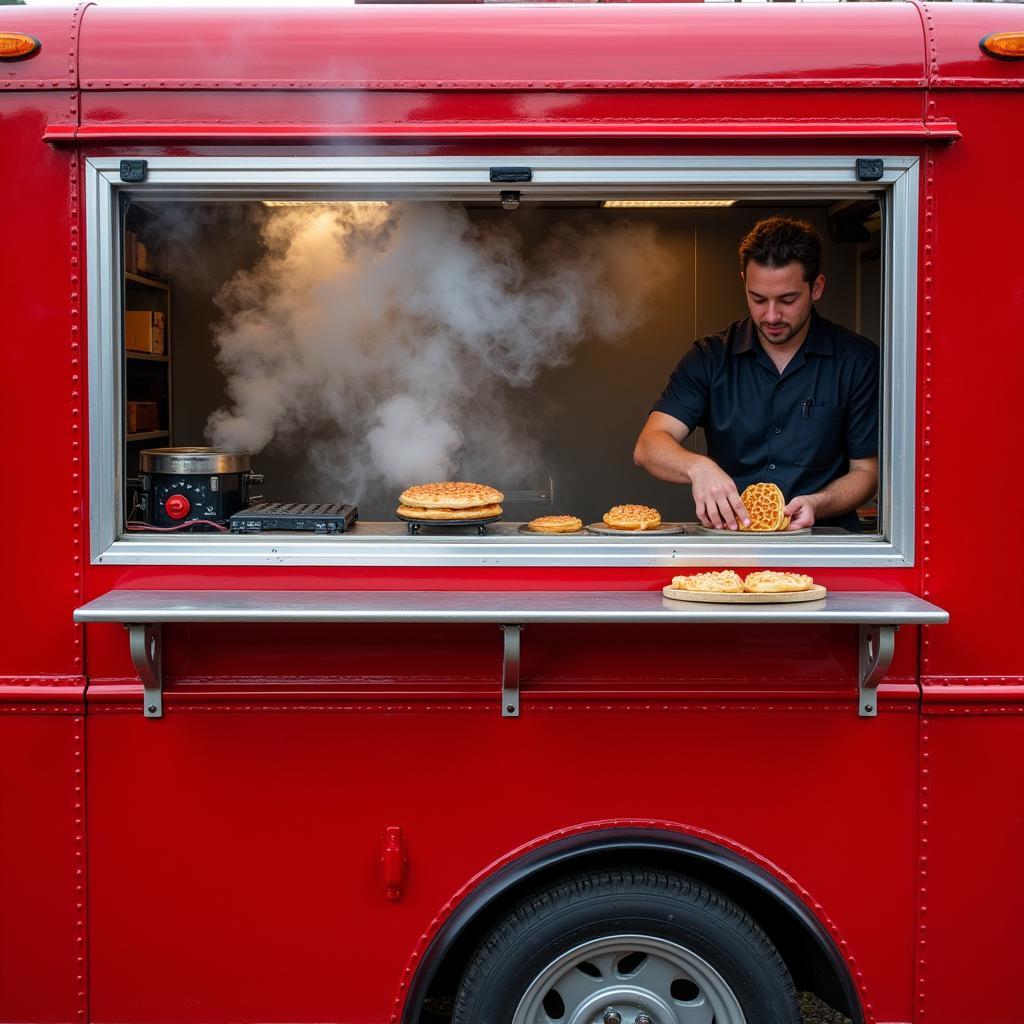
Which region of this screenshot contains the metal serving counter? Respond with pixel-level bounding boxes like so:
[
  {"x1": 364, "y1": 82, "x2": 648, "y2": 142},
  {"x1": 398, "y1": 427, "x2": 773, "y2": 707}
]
[
  {"x1": 75, "y1": 589, "x2": 948, "y2": 721},
  {"x1": 103, "y1": 522, "x2": 904, "y2": 569}
]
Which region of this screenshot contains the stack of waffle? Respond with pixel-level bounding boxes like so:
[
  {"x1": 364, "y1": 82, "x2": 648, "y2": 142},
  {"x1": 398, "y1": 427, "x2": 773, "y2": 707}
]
[{"x1": 397, "y1": 482, "x2": 504, "y2": 522}]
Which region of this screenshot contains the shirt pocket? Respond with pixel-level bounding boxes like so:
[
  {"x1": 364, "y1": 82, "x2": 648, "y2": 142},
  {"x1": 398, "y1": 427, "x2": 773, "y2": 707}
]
[{"x1": 793, "y1": 404, "x2": 847, "y2": 468}]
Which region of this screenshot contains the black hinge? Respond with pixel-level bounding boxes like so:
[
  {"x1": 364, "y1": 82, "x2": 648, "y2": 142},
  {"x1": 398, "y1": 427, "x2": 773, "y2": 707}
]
[
  {"x1": 855, "y1": 158, "x2": 884, "y2": 182},
  {"x1": 120, "y1": 159, "x2": 148, "y2": 183},
  {"x1": 490, "y1": 167, "x2": 532, "y2": 184}
]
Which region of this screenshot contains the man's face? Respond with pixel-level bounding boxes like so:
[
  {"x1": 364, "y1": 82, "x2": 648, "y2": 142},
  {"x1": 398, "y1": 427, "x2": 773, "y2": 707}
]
[{"x1": 743, "y1": 260, "x2": 825, "y2": 347}]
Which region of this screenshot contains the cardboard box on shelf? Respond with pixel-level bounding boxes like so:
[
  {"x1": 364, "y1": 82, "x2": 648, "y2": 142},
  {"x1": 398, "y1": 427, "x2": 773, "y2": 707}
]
[
  {"x1": 127, "y1": 401, "x2": 160, "y2": 434},
  {"x1": 152, "y1": 310, "x2": 165, "y2": 355},
  {"x1": 125, "y1": 310, "x2": 165, "y2": 353}
]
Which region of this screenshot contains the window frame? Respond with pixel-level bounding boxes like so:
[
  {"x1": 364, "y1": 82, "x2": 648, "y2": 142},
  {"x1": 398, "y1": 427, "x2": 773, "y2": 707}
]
[{"x1": 86, "y1": 154, "x2": 918, "y2": 568}]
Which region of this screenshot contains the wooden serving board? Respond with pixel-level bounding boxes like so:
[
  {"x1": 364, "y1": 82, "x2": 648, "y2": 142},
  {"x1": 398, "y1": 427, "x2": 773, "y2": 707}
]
[{"x1": 662, "y1": 584, "x2": 827, "y2": 604}]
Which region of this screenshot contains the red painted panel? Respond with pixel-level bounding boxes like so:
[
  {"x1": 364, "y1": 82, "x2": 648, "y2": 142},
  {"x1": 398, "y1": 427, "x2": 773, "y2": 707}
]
[
  {"x1": 75, "y1": 87, "x2": 932, "y2": 141},
  {"x1": 0, "y1": 712, "x2": 85, "y2": 1023},
  {"x1": 0, "y1": 98, "x2": 85, "y2": 679},
  {"x1": 86, "y1": 706, "x2": 919, "y2": 1023},
  {"x1": 0, "y1": 6, "x2": 77, "y2": 89},
  {"x1": 929, "y1": 2, "x2": 1024, "y2": 85},
  {"x1": 919, "y1": 94, "x2": 1024, "y2": 683},
  {"x1": 917, "y1": 714, "x2": 1024, "y2": 1024},
  {"x1": 78, "y1": 4, "x2": 925, "y2": 90},
  {"x1": 6, "y1": 6, "x2": 1024, "y2": 1022}
]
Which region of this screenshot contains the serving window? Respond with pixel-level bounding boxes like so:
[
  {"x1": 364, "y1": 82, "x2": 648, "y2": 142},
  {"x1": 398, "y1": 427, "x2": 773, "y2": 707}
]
[{"x1": 86, "y1": 156, "x2": 918, "y2": 567}]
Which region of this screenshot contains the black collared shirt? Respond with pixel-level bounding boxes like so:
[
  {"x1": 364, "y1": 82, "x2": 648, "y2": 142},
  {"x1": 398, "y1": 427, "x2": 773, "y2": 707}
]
[{"x1": 652, "y1": 309, "x2": 879, "y2": 531}]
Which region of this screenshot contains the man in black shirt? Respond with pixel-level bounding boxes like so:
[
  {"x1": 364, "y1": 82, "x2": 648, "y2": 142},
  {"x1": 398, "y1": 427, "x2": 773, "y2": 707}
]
[{"x1": 634, "y1": 217, "x2": 879, "y2": 532}]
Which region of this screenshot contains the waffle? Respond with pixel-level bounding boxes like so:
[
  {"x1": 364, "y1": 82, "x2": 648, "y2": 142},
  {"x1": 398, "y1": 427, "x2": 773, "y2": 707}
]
[
  {"x1": 399, "y1": 482, "x2": 505, "y2": 510},
  {"x1": 602, "y1": 504, "x2": 662, "y2": 531},
  {"x1": 526, "y1": 515, "x2": 584, "y2": 534},
  {"x1": 396, "y1": 504, "x2": 502, "y2": 521},
  {"x1": 671, "y1": 570, "x2": 745, "y2": 593},
  {"x1": 743, "y1": 570, "x2": 815, "y2": 593},
  {"x1": 737, "y1": 482, "x2": 785, "y2": 532}
]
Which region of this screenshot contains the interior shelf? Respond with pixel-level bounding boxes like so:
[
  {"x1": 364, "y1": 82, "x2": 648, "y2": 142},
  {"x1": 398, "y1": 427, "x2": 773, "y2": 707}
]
[
  {"x1": 126, "y1": 430, "x2": 170, "y2": 442},
  {"x1": 125, "y1": 271, "x2": 169, "y2": 290}
]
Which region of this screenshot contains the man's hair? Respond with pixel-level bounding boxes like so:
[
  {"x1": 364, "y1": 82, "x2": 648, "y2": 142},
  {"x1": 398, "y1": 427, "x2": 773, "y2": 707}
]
[{"x1": 738, "y1": 216, "x2": 823, "y2": 284}]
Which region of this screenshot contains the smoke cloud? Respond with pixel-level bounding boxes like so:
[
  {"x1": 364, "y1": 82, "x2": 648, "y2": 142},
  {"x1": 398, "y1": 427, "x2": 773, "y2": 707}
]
[{"x1": 205, "y1": 201, "x2": 676, "y2": 514}]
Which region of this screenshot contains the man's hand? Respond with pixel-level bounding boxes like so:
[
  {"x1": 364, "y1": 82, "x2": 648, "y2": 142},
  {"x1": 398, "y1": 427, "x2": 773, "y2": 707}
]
[
  {"x1": 783, "y1": 494, "x2": 818, "y2": 530},
  {"x1": 690, "y1": 459, "x2": 751, "y2": 530},
  {"x1": 784, "y1": 458, "x2": 878, "y2": 531}
]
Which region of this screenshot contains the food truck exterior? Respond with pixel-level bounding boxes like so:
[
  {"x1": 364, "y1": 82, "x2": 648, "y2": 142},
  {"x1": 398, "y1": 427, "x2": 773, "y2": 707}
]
[{"x1": 1, "y1": 2, "x2": 1021, "y2": 1023}]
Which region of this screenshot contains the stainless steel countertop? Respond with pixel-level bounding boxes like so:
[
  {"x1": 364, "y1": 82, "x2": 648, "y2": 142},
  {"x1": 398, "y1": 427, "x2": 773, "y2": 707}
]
[
  {"x1": 341, "y1": 522, "x2": 852, "y2": 539},
  {"x1": 74, "y1": 589, "x2": 948, "y2": 625}
]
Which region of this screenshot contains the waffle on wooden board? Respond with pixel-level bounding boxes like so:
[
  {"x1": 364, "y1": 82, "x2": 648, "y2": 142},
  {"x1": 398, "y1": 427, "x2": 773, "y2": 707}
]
[{"x1": 665, "y1": 569, "x2": 825, "y2": 603}]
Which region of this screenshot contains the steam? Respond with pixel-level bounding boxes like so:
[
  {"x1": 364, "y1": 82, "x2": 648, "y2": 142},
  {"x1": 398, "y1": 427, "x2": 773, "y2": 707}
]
[{"x1": 206, "y1": 201, "x2": 676, "y2": 510}]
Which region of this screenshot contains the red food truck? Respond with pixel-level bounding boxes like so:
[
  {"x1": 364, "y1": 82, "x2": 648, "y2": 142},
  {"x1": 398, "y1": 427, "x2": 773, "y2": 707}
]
[{"x1": 1, "y1": 2, "x2": 1021, "y2": 1022}]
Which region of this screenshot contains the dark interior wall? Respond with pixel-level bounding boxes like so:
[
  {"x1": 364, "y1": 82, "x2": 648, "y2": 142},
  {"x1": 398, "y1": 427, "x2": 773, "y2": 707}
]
[{"x1": 157, "y1": 202, "x2": 877, "y2": 523}]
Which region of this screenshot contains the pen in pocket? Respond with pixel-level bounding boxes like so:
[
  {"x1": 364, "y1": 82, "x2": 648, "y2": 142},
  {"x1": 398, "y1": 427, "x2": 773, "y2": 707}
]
[{"x1": 801, "y1": 398, "x2": 813, "y2": 419}]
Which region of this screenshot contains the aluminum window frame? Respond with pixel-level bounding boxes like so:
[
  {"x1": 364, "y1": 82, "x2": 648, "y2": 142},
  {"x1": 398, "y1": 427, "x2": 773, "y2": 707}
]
[{"x1": 86, "y1": 155, "x2": 918, "y2": 568}]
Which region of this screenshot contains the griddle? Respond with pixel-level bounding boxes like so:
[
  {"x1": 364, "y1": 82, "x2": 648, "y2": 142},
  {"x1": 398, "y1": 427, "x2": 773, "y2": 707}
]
[{"x1": 229, "y1": 502, "x2": 358, "y2": 535}]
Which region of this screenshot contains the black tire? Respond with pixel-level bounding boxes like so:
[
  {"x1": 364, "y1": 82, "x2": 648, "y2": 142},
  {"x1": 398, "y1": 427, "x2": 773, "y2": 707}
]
[{"x1": 452, "y1": 867, "x2": 800, "y2": 1024}]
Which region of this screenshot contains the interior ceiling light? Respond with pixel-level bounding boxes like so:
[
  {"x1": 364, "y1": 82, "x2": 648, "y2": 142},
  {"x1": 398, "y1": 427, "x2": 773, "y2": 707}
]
[
  {"x1": 261, "y1": 200, "x2": 391, "y2": 207},
  {"x1": 603, "y1": 200, "x2": 737, "y2": 209}
]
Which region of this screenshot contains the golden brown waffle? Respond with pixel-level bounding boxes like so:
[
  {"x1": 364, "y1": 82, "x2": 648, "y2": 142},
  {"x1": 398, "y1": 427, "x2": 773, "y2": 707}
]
[
  {"x1": 737, "y1": 482, "x2": 785, "y2": 531},
  {"x1": 671, "y1": 570, "x2": 744, "y2": 593},
  {"x1": 396, "y1": 504, "x2": 502, "y2": 521},
  {"x1": 743, "y1": 570, "x2": 815, "y2": 593},
  {"x1": 399, "y1": 482, "x2": 505, "y2": 510},
  {"x1": 602, "y1": 505, "x2": 662, "y2": 531},
  {"x1": 779, "y1": 515, "x2": 792, "y2": 531},
  {"x1": 526, "y1": 515, "x2": 584, "y2": 534}
]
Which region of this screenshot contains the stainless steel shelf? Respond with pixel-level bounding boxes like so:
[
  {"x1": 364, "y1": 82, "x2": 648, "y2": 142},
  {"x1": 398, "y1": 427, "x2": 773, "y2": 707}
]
[
  {"x1": 75, "y1": 589, "x2": 947, "y2": 626},
  {"x1": 75, "y1": 589, "x2": 948, "y2": 721}
]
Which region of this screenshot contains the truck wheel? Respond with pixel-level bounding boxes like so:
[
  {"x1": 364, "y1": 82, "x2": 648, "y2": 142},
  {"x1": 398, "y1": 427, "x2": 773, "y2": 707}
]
[{"x1": 452, "y1": 868, "x2": 800, "y2": 1024}]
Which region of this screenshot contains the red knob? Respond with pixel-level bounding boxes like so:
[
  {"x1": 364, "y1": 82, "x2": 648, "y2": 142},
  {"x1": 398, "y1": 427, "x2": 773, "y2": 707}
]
[{"x1": 164, "y1": 494, "x2": 191, "y2": 520}]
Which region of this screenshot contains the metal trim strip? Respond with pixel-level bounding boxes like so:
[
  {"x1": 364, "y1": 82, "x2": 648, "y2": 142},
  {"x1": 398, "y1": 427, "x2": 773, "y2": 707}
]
[
  {"x1": 86, "y1": 155, "x2": 920, "y2": 569},
  {"x1": 55, "y1": 121, "x2": 959, "y2": 142}
]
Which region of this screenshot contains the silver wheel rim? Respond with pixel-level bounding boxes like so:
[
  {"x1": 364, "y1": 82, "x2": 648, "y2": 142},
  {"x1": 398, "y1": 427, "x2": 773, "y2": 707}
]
[{"x1": 511, "y1": 933, "x2": 747, "y2": 1024}]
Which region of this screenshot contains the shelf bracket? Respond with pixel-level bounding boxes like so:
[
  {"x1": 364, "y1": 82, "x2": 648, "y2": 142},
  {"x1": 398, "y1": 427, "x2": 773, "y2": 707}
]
[
  {"x1": 858, "y1": 624, "x2": 897, "y2": 718},
  {"x1": 501, "y1": 624, "x2": 522, "y2": 718},
  {"x1": 127, "y1": 623, "x2": 164, "y2": 718}
]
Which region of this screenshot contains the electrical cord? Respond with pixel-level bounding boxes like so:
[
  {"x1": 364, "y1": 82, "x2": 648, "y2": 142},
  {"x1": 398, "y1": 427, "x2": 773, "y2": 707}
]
[{"x1": 125, "y1": 519, "x2": 228, "y2": 533}]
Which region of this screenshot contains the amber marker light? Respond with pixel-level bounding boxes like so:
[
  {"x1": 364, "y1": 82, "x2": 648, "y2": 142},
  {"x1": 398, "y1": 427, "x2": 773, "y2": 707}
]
[
  {"x1": 0, "y1": 33, "x2": 41, "y2": 61},
  {"x1": 980, "y1": 32, "x2": 1024, "y2": 61}
]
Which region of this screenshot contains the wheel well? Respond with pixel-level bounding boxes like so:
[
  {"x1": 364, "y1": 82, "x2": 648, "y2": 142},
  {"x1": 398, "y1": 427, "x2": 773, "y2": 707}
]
[{"x1": 412, "y1": 837, "x2": 860, "y2": 1024}]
